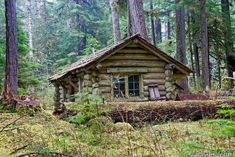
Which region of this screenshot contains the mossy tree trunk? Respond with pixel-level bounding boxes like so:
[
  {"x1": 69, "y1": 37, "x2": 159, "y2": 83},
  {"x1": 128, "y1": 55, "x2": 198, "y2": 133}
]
[{"x1": 2, "y1": 0, "x2": 18, "y2": 103}]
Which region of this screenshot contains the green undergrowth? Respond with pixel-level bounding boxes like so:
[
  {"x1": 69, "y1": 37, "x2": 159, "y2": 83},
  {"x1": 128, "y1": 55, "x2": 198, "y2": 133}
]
[
  {"x1": 0, "y1": 110, "x2": 234, "y2": 157},
  {"x1": 0, "y1": 94, "x2": 234, "y2": 156}
]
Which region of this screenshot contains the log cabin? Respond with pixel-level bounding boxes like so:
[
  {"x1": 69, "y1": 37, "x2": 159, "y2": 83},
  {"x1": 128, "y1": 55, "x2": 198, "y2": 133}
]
[{"x1": 49, "y1": 34, "x2": 192, "y2": 106}]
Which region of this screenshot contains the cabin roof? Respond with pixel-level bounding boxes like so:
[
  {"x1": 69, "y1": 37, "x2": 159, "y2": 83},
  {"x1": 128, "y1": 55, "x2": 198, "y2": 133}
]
[{"x1": 49, "y1": 34, "x2": 192, "y2": 82}]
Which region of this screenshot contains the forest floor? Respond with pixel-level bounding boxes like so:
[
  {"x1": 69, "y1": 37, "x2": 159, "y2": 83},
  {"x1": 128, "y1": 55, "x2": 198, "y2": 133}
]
[{"x1": 0, "y1": 106, "x2": 235, "y2": 157}]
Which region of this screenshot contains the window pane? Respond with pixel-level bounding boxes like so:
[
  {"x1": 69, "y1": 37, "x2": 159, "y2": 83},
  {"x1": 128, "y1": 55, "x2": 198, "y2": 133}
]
[
  {"x1": 113, "y1": 77, "x2": 125, "y2": 98},
  {"x1": 128, "y1": 75, "x2": 140, "y2": 97},
  {"x1": 135, "y1": 82, "x2": 139, "y2": 89},
  {"x1": 129, "y1": 82, "x2": 133, "y2": 90},
  {"x1": 134, "y1": 75, "x2": 139, "y2": 82}
]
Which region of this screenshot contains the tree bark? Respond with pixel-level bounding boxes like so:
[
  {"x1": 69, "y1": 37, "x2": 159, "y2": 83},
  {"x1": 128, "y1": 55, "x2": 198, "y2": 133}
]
[
  {"x1": 221, "y1": 0, "x2": 234, "y2": 85},
  {"x1": 74, "y1": 0, "x2": 86, "y2": 55},
  {"x1": 110, "y1": 0, "x2": 121, "y2": 43},
  {"x1": 167, "y1": 10, "x2": 171, "y2": 40},
  {"x1": 187, "y1": 10, "x2": 196, "y2": 87},
  {"x1": 175, "y1": 0, "x2": 188, "y2": 91},
  {"x1": 27, "y1": 0, "x2": 33, "y2": 58},
  {"x1": 155, "y1": 18, "x2": 162, "y2": 43},
  {"x1": 191, "y1": 11, "x2": 201, "y2": 86},
  {"x1": 199, "y1": 0, "x2": 210, "y2": 90},
  {"x1": 3, "y1": 0, "x2": 18, "y2": 102},
  {"x1": 150, "y1": 0, "x2": 156, "y2": 45},
  {"x1": 128, "y1": 0, "x2": 148, "y2": 39},
  {"x1": 215, "y1": 42, "x2": 221, "y2": 88}
]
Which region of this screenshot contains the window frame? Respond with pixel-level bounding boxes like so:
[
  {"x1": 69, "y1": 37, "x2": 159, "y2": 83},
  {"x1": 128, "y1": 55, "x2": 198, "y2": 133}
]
[{"x1": 111, "y1": 74, "x2": 144, "y2": 100}]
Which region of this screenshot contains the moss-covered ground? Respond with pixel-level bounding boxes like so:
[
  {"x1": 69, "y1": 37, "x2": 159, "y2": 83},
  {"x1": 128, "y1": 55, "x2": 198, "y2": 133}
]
[{"x1": 0, "y1": 109, "x2": 234, "y2": 157}]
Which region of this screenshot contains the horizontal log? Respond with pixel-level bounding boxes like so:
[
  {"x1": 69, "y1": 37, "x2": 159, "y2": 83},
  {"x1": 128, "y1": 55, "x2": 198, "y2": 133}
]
[
  {"x1": 99, "y1": 80, "x2": 111, "y2": 87},
  {"x1": 117, "y1": 49, "x2": 148, "y2": 54},
  {"x1": 101, "y1": 60, "x2": 166, "y2": 67},
  {"x1": 97, "y1": 69, "x2": 107, "y2": 74},
  {"x1": 143, "y1": 73, "x2": 165, "y2": 79},
  {"x1": 148, "y1": 67, "x2": 165, "y2": 73},
  {"x1": 144, "y1": 85, "x2": 165, "y2": 91},
  {"x1": 126, "y1": 44, "x2": 140, "y2": 48},
  {"x1": 98, "y1": 74, "x2": 111, "y2": 80},
  {"x1": 143, "y1": 79, "x2": 165, "y2": 85},
  {"x1": 107, "y1": 67, "x2": 148, "y2": 73},
  {"x1": 100, "y1": 87, "x2": 111, "y2": 93},
  {"x1": 109, "y1": 54, "x2": 159, "y2": 60}
]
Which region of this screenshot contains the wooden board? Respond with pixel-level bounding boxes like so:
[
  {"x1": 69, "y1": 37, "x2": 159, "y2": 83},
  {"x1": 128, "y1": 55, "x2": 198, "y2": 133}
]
[
  {"x1": 117, "y1": 49, "x2": 148, "y2": 54},
  {"x1": 107, "y1": 67, "x2": 148, "y2": 73},
  {"x1": 143, "y1": 79, "x2": 165, "y2": 85},
  {"x1": 144, "y1": 85, "x2": 165, "y2": 91},
  {"x1": 149, "y1": 86, "x2": 165, "y2": 101},
  {"x1": 148, "y1": 67, "x2": 165, "y2": 73},
  {"x1": 101, "y1": 60, "x2": 166, "y2": 67},
  {"x1": 143, "y1": 73, "x2": 165, "y2": 79},
  {"x1": 98, "y1": 74, "x2": 110, "y2": 80},
  {"x1": 109, "y1": 53, "x2": 159, "y2": 60}
]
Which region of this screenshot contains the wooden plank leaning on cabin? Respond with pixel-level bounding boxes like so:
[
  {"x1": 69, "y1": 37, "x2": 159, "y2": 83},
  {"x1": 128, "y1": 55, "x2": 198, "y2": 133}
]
[{"x1": 144, "y1": 90, "x2": 166, "y2": 97}]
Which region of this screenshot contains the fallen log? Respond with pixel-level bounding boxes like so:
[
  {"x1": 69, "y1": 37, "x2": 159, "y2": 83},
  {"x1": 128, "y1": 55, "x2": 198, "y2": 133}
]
[{"x1": 108, "y1": 100, "x2": 235, "y2": 126}]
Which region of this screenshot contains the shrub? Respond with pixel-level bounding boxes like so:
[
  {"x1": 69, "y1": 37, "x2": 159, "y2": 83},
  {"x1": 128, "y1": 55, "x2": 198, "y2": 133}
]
[{"x1": 67, "y1": 92, "x2": 110, "y2": 125}]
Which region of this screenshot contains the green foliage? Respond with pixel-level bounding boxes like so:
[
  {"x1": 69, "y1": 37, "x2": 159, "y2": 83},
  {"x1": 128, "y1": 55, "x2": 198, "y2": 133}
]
[
  {"x1": 0, "y1": 2, "x2": 40, "y2": 94},
  {"x1": 17, "y1": 27, "x2": 40, "y2": 95},
  {"x1": 81, "y1": 35, "x2": 102, "y2": 55},
  {"x1": 207, "y1": 119, "x2": 235, "y2": 138},
  {"x1": 32, "y1": 0, "x2": 112, "y2": 75},
  {"x1": 67, "y1": 92, "x2": 109, "y2": 125}
]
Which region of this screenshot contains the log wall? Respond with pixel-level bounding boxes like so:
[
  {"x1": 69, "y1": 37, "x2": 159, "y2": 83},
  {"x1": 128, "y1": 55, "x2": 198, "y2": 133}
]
[
  {"x1": 57, "y1": 43, "x2": 181, "y2": 102},
  {"x1": 98, "y1": 44, "x2": 167, "y2": 100}
]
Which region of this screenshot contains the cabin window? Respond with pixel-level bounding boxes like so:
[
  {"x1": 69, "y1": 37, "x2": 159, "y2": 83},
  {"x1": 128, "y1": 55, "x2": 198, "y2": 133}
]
[
  {"x1": 113, "y1": 77, "x2": 125, "y2": 98},
  {"x1": 128, "y1": 75, "x2": 139, "y2": 97},
  {"x1": 113, "y1": 75, "x2": 140, "y2": 98}
]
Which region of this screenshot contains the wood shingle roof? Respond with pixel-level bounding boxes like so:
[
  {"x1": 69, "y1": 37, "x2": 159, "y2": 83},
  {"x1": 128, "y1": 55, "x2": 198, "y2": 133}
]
[{"x1": 49, "y1": 34, "x2": 192, "y2": 82}]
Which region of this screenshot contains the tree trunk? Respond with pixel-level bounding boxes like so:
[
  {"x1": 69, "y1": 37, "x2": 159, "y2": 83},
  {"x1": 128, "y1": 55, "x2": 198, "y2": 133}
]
[
  {"x1": 3, "y1": 0, "x2": 18, "y2": 102},
  {"x1": 27, "y1": 0, "x2": 33, "y2": 58},
  {"x1": 215, "y1": 42, "x2": 221, "y2": 88},
  {"x1": 221, "y1": 0, "x2": 234, "y2": 85},
  {"x1": 110, "y1": 0, "x2": 121, "y2": 43},
  {"x1": 150, "y1": 0, "x2": 156, "y2": 45},
  {"x1": 199, "y1": 0, "x2": 210, "y2": 90},
  {"x1": 155, "y1": 18, "x2": 162, "y2": 43},
  {"x1": 187, "y1": 10, "x2": 196, "y2": 87},
  {"x1": 128, "y1": 0, "x2": 148, "y2": 39},
  {"x1": 175, "y1": 0, "x2": 188, "y2": 91},
  {"x1": 127, "y1": 0, "x2": 133, "y2": 36},
  {"x1": 167, "y1": 11, "x2": 171, "y2": 40},
  {"x1": 74, "y1": 0, "x2": 86, "y2": 55},
  {"x1": 194, "y1": 43, "x2": 200, "y2": 85},
  {"x1": 191, "y1": 11, "x2": 201, "y2": 86}
]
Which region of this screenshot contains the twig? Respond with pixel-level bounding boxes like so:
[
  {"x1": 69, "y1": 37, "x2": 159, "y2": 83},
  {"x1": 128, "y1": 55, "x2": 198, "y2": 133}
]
[
  {"x1": 10, "y1": 145, "x2": 28, "y2": 155},
  {"x1": 16, "y1": 152, "x2": 74, "y2": 157},
  {"x1": 0, "y1": 116, "x2": 24, "y2": 132}
]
